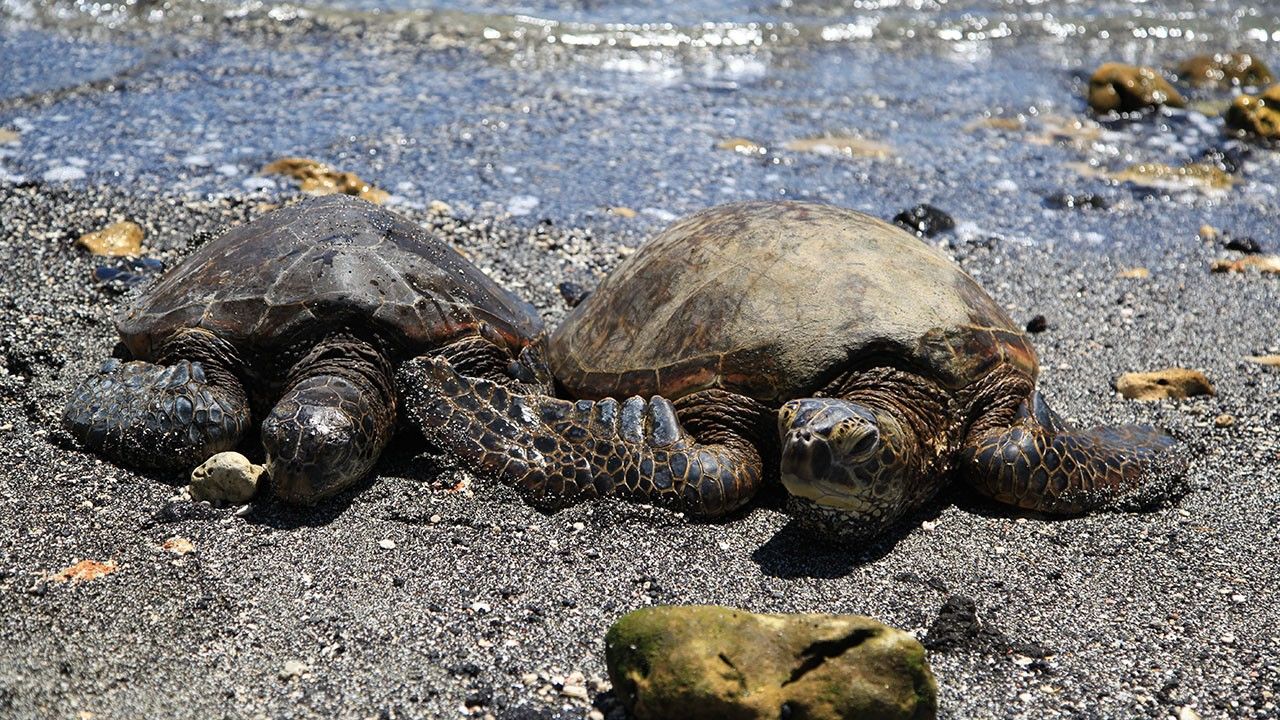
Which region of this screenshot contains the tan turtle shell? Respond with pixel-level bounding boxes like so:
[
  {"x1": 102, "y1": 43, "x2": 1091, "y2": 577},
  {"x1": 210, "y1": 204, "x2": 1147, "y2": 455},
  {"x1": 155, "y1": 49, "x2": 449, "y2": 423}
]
[
  {"x1": 550, "y1": 201, "x2": 1037, "y2": 405},
  {"x1": 117, "y1": 195, "x2": 543, "y2": 365}
]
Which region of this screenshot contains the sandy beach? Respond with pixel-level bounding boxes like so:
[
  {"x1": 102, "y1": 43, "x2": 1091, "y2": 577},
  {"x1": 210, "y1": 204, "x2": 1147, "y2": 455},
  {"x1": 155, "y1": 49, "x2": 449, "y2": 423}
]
[{"x1": 2, "y1": 1, "x2": 1279, "y2": 717}]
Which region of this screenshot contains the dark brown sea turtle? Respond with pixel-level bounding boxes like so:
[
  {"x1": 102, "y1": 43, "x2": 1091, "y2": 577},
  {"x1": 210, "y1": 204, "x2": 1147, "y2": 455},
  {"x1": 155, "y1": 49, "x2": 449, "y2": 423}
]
[
  {"x1": 403, "y1": 200, "x2": 1183, "y2": 537},
  {"x1": 63, "y1": 195, "x2": 549, "y2": 503}
]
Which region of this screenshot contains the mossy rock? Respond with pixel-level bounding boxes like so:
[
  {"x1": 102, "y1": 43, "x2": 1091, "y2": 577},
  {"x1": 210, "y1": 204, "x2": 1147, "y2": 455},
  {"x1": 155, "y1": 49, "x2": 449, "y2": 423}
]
[
  {"x1": 1177, "y1": 53, "x2": 1273, "y2": 88},
  {"x1": 605, "y1": 605, "x2": 937, "y2": 720},
  {"x1": 1087, "y1": 63, "x2": 1186, "y2": 113},
  {"x1": 1225, "y1": 85, "x2": 1280, "y2": 139}
]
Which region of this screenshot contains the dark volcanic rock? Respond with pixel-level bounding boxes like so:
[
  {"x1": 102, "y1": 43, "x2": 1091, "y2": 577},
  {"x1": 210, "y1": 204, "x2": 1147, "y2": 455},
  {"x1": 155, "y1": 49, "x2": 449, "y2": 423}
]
[
  {"x1": 1044, "y1": 191, "x2": 1110, "y2": 210},
  {"x1": 893, "y1": 204, "x2": 955, "y2": 237},
  {"x1": 922, "y1": 595, "x2": 1010, "y2": 654},
  {"x1": 557, "y1": 281, "x2": 591, "y2": 307}
]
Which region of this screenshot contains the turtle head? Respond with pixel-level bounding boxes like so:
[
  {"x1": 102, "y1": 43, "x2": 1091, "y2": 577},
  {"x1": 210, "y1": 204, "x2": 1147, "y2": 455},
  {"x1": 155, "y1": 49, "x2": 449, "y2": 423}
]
[{"x1": 777, "y1": 397, "x2": 915, "y2": 539}]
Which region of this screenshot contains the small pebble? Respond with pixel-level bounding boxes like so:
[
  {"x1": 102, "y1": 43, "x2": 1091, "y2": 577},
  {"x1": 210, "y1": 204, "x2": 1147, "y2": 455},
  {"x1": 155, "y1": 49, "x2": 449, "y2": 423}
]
[
  {"x1": 1199, "y1": 224, "x2": 1219, "y2": 242},
  {"x1": 892, "y1": 203, "x2": 955, "y2": 238},
  {"x1": 507, "y1": 195, "x2": 540, "y2": 216},
  {"x1": 378, "y1": 538, "x2": 396, "y2": 550},
  {"x1": 279, "y1": 660, "x2": 309, "y2": 681},
  {"x1": 1025, "y1": 315, "x2": 1049, "y2": 333},
  {"x1": 189, "y1": 452, "x2": 263, "y2": 505},
  {"x1": 1223, "y1": 235, "x2": 1263, "y2": 254},
  {"x1": 557, "y1": 281, "x2": 591, "y2": 307},
  {"x1": 1214, "y1": 414, "x2": 1235, "y2": 428}
]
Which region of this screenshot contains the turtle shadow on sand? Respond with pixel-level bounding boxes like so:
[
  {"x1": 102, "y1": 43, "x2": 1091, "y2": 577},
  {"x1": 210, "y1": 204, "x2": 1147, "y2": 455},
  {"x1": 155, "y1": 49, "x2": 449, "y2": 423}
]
[{"x1": 750, "y1": 494, "x2": 950, "y2": 580}]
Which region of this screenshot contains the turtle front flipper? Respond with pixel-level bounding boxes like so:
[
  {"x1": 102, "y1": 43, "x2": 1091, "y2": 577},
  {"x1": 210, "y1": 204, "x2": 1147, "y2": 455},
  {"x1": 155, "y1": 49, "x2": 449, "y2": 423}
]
[
  {"x1": 63, "y1": 354, "x2": 250, "y2": 471},
  {"x1": 398, "y1": 355, "x2": 767, "y2": 517},
  {"x1": 961, "y1": 392, "x2": 1184, "y2": 514}
]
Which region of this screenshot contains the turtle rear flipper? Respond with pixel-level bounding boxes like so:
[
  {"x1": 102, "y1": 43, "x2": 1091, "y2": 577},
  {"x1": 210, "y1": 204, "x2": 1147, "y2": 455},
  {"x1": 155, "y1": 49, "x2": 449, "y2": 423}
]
[
  {"x1": 63, "y1": 357, "x2": 250, "y2": 471},
  {"x1": 961, "y1": 392, "x2": 1185, "y2": 514},
  {"x1": 397, "y1": 355, "x2": 766, "y2": 517}
]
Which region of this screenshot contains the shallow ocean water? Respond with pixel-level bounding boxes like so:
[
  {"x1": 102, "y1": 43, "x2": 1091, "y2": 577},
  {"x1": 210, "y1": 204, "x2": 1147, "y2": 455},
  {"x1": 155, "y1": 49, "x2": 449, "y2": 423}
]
[{"x1": 1, "y1": 0, "x2": 1278, "y2": 243}]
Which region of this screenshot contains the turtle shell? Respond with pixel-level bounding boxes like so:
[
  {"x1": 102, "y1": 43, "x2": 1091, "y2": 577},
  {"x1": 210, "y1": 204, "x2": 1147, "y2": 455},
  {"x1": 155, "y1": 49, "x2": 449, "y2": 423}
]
[
  {"x1": 550, "y1": 201, "x2": 1036, "y2": 405},
  {"x1": 117, "y1": 195, "x2": 543, "y2": 364}
]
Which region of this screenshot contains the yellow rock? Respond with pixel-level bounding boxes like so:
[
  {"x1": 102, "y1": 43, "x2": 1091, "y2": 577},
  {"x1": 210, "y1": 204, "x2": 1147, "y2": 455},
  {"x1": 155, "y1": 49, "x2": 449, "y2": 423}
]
[
  {"x1": 262, "y1": 157, "x2": 389, "y2": 204},
  {"x1": 1088, "y1": 63, "x2": 1186, "y2": 113},
  {"x1": 161, "y1": 537, "x2": 195, "y2": 555},
  {"x1": 1117, "y1": 267, "x2": 1150, "y2": 279},
  {"x1": 78, "y1": 221, "x2": 144, "y2": 257},
  {"x1": 1214, "y1": 414, "x2": 1235, "y2": 428},
  {"x1": 606, "y1": 605, "x2": 936, "y2": 720},
  {"x1": 715, "y1": 137, "x2": 765, "y2": 154},
  {"x1": 784, "y1": 136, "x2": 894, "y2": 159},
  {"x1": 1116, "y1": 368, "x2": 1214, "y2": 400},
  {"x1": 1245, "y1": 355, "x2": 1280, "y2": 367},
  {"x1": 1210, "y1": 255, "x2": 1280, "y2": 274},
  {"x1": 1177, "y1": 53, "x2": 1273, "y2": 88},
  {"x1": 1110, "y1": 162, "x2": 1234, "y2": 192},
  {"x1": 608, "y1": 206, "x2": 638, "y2": 218},
  {"x1": 0, "y1": 128, "x2": 18, "y2": 144},
  {"x1": 1224, "y1": 85, "x2": 1280, "y2": 139},
  {"x1": 1198, "y1": 224, "x2": 1219, "y2": 242}
]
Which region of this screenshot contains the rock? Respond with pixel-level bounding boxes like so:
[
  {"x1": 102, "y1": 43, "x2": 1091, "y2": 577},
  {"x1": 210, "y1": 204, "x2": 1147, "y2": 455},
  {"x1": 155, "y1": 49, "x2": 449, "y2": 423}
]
[
  {"x1": 1196, "y1": 146, "x2": 1249, "y2": 174},
  {"x1": 161, "y1": 537, "x2": 195, "y2": 555},
  {"x1": 1043, "y1": 191, "x2": 1109, "y2": 210},
  {"x1": 1117, "y1": 267, "x2": 1150, "y2": 279},
  {"x1": 1115, "y1": 368, "x2": 1214, "y2": 400},
  {"x1": 608, "y1": 206, "x2": 638, "y2": 218},
  {"x1": 1246, "y1": 355, "x2": 1280, "y2": 367},
  {"x1": 279, "y1": 660, "x2": 309, "y2": 681},
  {"x1": 78, "y1": 221, "x2": 144, "y2": 257},
  {"x1": 189, "y1": 451, "x2": 263, "y2": 505},
  {"x1": 604, "y1": 605, "x2": 936, "y2": 720},
  {"x1": 558, "y1": 281, "x2": 591, "y2": 307},
  {"x1": 1024, "y1": 315, "x2": 1048, "y2": 333},
  {"x1": 48, "y1": 559, "x2": 117, "y2": 583},
  {"x1": 1214, "y1": 414, "x2": 1235, "y2": 428},
  {"x1": 1087, "y1": 63, "x2": 1186, "y2": 113},
  {"x1": 261, "y1": 157, "x2": 389, "y2": 204},
  {"x1": 0, "y1": 128, "x2": 19, "y2": 144},
  {"x1": 1177, "y1": 53, "x2": 1273, "y2": 88},
  {"x1": 1223, "y1": 235, "x2": 1263, "y2": 254},
  {"x1": 1211, "y1": 255, "x2": 1280, "y2": 274},
  {"x1": 892, "y1": 204, "x2": 955, "y2": 238},
  {"x1": 1224, "y1": 85, "x2": 1280, "y2": 139},
  {"x1": 921, "y1": 595, "x2": 1009, "y2": 654},
  {"x1": 1198, "y1": 225, "x2": 1220, "y2": 242},
  {"x1": 716, "y1": 137, "x2": 766, "y2": 155},
  {"x1": 783, "y1": 136, "x2": 895, "y2": 159},
  {"x1": 1109, "y1": 162, "x2": 1234, "y2": 192}
]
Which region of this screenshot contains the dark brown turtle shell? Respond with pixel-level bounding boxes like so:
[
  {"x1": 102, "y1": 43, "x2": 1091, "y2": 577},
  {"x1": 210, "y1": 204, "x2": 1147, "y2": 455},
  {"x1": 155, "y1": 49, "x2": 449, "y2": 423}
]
[
  {"x1": 117, "y1": 195, "x2": 543, "y2": 368},
  {"x1": 550, "y1": 201, "x2": 1037, "y2": 405}
]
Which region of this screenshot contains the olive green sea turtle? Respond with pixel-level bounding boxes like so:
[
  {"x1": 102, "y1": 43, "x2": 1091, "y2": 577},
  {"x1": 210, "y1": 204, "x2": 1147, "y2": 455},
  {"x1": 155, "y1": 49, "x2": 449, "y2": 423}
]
[
  {"x1": 403, "y1": 200, "x2": 1183, "y2": 537},
  {"x1": 63, "y1": 195, "x2": 549, "y2": 503}
]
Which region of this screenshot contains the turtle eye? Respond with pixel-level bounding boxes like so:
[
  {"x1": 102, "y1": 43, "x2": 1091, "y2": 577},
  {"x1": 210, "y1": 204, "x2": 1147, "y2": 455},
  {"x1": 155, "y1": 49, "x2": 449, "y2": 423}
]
[{"x1": 847, "y1": 427, "x2": 880, "y2": 460}]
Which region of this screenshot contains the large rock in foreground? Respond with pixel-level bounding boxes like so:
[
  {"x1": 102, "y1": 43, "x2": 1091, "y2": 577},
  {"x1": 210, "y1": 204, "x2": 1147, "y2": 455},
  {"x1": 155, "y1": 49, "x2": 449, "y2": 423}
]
[{"x1": 605, "y1": 605, "x2": 937, "y2": 720}]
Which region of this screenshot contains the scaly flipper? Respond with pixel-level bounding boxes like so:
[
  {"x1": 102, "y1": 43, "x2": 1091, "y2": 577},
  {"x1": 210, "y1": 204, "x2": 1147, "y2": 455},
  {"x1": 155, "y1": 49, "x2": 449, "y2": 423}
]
[
  {"x1": 961, "y1": 392, "x2": 1184, "y2": 513},
  {"x1": 398, "y1": 355, "x2": 766, "y2": 517},
  {"x1": 63, "y1": 338, "x2": 250, "y2": 471}
]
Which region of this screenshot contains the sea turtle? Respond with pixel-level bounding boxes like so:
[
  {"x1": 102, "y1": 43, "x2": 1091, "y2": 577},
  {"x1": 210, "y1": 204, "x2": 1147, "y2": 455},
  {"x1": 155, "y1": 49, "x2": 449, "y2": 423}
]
[
  {"x1": 63, "y1": 195, "x2": 549, "y2": 503},
  {"x1": 402, "y1": 201, "x2": 1183, "y2": 537}
]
